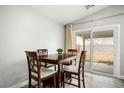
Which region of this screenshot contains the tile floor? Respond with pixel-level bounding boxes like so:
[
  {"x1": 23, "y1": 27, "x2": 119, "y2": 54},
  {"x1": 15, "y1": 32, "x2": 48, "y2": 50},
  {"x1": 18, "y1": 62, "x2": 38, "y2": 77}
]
[
  {"x1": 23, "y1": 72, "x2": 124, "y2": 88},
  {"x1": 66, "y1": 72, "x2": 124, "y2": 88}
]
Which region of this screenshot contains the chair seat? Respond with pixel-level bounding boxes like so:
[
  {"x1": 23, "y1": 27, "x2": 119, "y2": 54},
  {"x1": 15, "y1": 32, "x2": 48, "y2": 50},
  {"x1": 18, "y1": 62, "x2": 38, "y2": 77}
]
[
  {"x1": 31, "y1": 68, "x2": 56, "y2": 79},
  {"x1": 64, "y1": 65, "x2": 78, "y2": 74}
]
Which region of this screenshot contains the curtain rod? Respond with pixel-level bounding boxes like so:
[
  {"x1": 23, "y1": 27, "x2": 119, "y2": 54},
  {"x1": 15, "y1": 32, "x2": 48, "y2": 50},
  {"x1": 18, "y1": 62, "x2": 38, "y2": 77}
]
[{"x1": 73, "y1": 12, "x2": 124, "y2": 25}]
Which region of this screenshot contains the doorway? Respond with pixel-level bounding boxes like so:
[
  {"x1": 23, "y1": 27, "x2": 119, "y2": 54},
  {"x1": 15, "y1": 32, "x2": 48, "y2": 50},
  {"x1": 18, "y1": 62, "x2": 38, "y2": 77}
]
[{"x1": 75, "y1": 25, "x2": 120, "y2": 77}]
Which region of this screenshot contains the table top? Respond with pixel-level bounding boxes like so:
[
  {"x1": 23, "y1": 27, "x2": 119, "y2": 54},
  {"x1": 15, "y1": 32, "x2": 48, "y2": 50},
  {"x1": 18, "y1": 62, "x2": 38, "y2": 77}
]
[{"x1": 38, "y1": 53, "x2": 77, "y2": 64}]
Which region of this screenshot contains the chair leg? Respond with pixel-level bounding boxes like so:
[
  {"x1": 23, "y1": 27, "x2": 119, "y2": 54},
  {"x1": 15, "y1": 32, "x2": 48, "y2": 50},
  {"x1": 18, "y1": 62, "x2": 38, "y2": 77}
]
[
  {"x1": 54, "y1": 74, "x2": 56, "y2": 88},
  {"x1": 63, "y1": 73, "x2": 65, "y2": 88},
  {"x1": 78, "y1": 75, "x2": 80, "y2": 88},
  {"x1": 75, "y1": 59, "x2": 76, "y2": 66},
  {"x1": 82, "y1": 79, "x2": 85, "y2": 88},
  {"x1": 29, "y1": 75, "x2": 31, "y2": 88},
  {"x1": 61, "y1": 71, "x2": 64, "y2": 87},
  {"x1": 45, "y1": 63, "x2": 47, "y2": 68},
  {"x1": 38, "y1": 80, "x2": 41, "y2": 88},
  {"x1": 43, "y1": 81, "x2": 45, "y2": 88},
  {"x1": 54, "y1": 65, "x2": 56, "y2": 71},
  {"x1": 82, "y1": 73, "x2": 85, "y2": 88},
  {"x1": 69, "y1": 74, "x2": 72, "y2": 83},
  {"x1": 38, "y1": 82, "x2": 40, "y2": 88}
]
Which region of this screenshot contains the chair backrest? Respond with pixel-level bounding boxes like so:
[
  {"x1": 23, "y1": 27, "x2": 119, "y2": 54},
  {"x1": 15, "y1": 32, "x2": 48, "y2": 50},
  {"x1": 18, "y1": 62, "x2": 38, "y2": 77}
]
[
  {"x1": 78, "y1": 51, "x2": 86, "y2": 73},
  {"x1": 37, "y1": 49, "x2": 48, "y2": 57},
  {"x1": 68, "y1": 49, "x2": 77, "y2": 56},
  {"x1": 25, "y1": 51, "x2": 40, "y2": 78}
]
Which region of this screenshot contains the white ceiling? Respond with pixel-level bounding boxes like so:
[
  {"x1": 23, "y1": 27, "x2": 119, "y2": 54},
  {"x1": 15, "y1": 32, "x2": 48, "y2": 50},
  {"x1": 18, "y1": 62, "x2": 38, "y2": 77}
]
[{"x1": 30, "y1": 5, "x2": 109, "y2": 24}]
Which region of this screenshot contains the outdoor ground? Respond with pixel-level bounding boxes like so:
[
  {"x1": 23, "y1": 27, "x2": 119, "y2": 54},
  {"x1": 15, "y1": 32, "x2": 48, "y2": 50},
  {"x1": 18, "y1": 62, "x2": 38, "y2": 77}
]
[{"x1": 85, "y1": 61, "x2": 113, "y2": 74}]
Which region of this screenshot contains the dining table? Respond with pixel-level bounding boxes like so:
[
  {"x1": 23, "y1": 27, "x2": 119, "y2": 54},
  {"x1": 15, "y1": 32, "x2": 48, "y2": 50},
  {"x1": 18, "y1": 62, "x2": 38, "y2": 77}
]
[{"x1": 38, "y1": 53, "x2": 77, "y2": 88}]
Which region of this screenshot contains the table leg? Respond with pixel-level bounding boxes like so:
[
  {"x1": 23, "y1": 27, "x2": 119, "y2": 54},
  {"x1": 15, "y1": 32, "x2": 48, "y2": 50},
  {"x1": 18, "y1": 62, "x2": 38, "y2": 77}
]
[{"x1": 57, "y1": 64, "x2": 61, "y2": 88}]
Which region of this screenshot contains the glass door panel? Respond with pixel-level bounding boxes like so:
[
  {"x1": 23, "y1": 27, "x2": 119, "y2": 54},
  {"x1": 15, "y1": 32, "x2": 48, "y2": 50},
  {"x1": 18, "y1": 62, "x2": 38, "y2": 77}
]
[
  {"x1": 92, "y1": 31, "x2": 114, "y2": 74},
  {"x1": 76, "y1": 31, "x2": 91, "y2": 72}
]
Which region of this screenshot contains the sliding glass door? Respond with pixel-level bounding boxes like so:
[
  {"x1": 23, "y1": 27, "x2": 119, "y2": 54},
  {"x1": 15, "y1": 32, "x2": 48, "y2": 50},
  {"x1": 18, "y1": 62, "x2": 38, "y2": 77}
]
[
  {"x1": 75, "y1": 29, "x2": 115, "y2": 76},
  {"x1": 92, "y1": 31, "x2": 114, "y2": 75}
]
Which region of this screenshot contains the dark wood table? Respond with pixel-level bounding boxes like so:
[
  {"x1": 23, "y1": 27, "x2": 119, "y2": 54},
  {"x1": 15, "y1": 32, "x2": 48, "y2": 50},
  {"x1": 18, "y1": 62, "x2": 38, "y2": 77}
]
[{"x1": 39, "y1": 54, "x2": 77, "y2": 88}]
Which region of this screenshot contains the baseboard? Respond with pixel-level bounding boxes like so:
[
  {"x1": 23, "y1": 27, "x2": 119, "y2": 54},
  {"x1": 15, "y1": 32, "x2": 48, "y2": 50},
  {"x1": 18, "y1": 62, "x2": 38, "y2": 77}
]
[
  {"x1": 9, "y1": 80, "x2": 28, "y2": 88},
  {"x1": 118, "y1": 75, "x2": 124, "y2": 80}
]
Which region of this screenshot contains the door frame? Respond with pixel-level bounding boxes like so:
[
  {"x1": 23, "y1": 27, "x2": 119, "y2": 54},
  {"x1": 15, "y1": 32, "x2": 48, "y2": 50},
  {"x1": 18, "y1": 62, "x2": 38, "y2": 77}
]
[{"x1": 74, "y1": 24, "x2": 120, "y2": 78}]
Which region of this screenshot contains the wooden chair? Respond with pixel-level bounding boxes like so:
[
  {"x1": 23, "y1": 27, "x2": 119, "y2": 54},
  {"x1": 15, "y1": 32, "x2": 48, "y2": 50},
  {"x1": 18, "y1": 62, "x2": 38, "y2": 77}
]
[
  {"x1": 25, "y1": 51, "x2": 56, "y2": 88},
  {"x1": 68, "y1": 49, "x2": 78, "y2": 65},
  {"x1": 37, "y1": 49, "x2": 56, "y2": 70},
  {"x1": 63, "y1": 51, "x2": 86, "y2": 88},
  {"x1": 62, "y1": 49, "x2": 77, "y2": 67}
]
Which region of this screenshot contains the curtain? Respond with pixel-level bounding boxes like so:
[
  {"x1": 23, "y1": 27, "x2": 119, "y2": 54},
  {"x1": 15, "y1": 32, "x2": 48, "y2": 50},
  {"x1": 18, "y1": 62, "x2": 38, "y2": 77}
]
[{"x1": 65, "y1": 23, "x2": 73, "y2": 53}]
